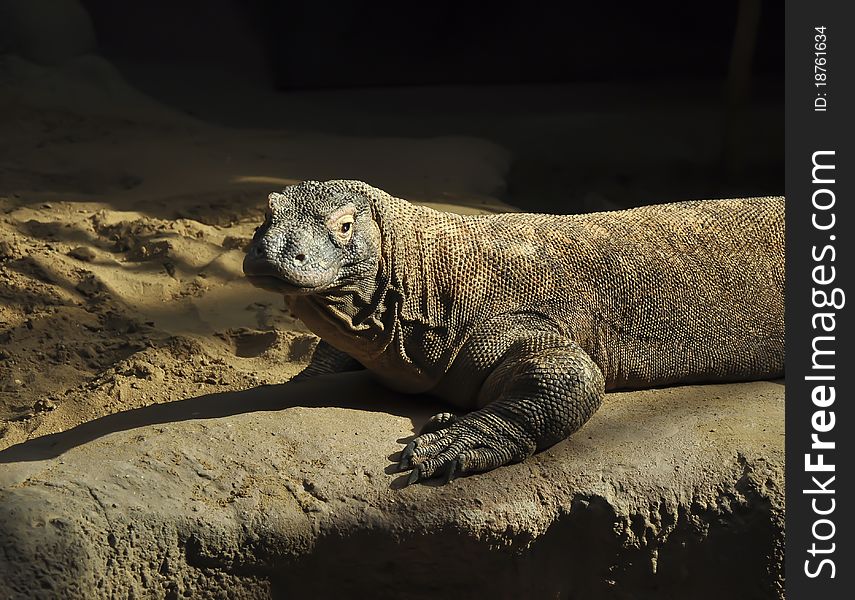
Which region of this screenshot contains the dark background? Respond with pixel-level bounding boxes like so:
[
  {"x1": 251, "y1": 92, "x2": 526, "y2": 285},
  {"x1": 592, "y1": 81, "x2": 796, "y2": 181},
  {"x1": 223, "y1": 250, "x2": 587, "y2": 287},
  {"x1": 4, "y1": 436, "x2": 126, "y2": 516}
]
[
  {"x1": 11, "y1": 0, "x2": 785, "y2": 210},
  {"x1": 81, "y1": 0, "x2": 783, "y2": 89}
]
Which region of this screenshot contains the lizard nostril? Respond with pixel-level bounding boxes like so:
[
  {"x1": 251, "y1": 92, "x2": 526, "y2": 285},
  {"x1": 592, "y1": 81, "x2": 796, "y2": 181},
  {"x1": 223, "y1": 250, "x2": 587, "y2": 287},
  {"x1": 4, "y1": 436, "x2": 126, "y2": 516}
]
[{"x1": 294, "y1": 253, "x2": 306, "y2": 263}]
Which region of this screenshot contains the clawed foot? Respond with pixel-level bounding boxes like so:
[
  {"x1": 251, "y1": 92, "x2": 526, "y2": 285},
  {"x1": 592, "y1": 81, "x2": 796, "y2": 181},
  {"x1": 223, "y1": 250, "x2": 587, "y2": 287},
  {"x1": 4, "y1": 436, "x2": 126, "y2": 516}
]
[
  {"x1": 397, "y1": 410, "x2": 534, "y2": 485},
  {"x1": 418, "y1": 412, "x2": 459, "y2": 434}
]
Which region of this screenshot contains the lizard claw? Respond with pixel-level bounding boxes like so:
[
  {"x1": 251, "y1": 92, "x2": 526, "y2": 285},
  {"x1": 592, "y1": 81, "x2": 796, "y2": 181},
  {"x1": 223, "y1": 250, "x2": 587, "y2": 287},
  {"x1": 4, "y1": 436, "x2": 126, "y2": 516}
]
[
  {"x1": 396, "y1": 411, "x2": 535, "y2": 485},
  {"x1": 443, "y1": 457, "x2": 460, "y2": 484},
  {"x1": 420, "y1": 412, "x2": 459, "y2": 435},
  {"x1": 406, "y1": 464, "x2": 423, "y2": 486},
  {"x1": 398, "y1": 440, "x2": 417, "y2": 471}
]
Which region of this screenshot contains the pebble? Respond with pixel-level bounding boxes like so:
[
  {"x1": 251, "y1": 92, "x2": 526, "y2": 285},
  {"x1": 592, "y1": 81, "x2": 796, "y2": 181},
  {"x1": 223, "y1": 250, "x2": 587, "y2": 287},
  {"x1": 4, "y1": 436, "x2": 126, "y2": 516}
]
[
  {"x1": 68, "y1": 246, "x2": 97, "y2": 262},
  {"x1": 34, "y1": 398, "x2": 57, "y2": 412}
]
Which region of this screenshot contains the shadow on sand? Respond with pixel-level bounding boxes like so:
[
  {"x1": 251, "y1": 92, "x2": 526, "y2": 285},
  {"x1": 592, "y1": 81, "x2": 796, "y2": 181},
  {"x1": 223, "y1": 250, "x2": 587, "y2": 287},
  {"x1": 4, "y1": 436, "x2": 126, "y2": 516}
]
[{"x1": 0, "y1": 372, "x2": 441, "y2": 464}]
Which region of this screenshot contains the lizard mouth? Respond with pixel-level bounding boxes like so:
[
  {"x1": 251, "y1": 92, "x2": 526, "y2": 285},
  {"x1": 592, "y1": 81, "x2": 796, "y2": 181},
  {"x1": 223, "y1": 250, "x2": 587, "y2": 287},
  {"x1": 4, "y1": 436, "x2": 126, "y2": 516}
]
[
  {"x1": 243, "y1": 244, "x2": 340, "y2": 293},
  {"x1": 244, "y1": 275, "x2": 321, "y2": 294}
]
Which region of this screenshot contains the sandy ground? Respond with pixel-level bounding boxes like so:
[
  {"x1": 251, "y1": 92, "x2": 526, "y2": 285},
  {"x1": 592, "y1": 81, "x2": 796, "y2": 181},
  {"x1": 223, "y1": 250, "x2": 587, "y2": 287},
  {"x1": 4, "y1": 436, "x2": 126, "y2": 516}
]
[{"x1": 0, "y1": 53, "x2": 518, "y2": 451}]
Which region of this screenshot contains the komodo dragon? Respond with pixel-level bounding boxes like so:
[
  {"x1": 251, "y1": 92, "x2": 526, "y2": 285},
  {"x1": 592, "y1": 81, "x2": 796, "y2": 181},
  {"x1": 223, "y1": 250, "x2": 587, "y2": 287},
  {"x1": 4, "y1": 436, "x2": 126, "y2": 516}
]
[{"x1": 243, "y1": 180, "x2": 784, "y2": 484}]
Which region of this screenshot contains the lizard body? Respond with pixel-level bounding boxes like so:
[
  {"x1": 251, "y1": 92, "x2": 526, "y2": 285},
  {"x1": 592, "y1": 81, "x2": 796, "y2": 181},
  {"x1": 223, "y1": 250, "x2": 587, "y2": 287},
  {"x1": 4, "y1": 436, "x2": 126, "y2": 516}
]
[{"x1": 243, "y1": 180, "x2": 784, "y2": 483}]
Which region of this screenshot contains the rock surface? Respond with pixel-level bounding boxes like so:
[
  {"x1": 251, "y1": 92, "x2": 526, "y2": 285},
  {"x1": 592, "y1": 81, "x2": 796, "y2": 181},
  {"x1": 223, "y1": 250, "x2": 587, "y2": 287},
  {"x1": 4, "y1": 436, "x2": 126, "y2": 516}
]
[{"x1": 0, "y1": 375, "x2": 783, "y2": 599}]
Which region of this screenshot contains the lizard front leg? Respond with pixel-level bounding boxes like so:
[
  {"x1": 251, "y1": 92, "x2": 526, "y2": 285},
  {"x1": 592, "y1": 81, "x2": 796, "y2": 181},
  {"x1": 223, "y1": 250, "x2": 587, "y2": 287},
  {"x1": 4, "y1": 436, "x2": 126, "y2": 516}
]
[
  {"x1": 399, "y1": 332, "x2": 604, "y2": 484},
  {"x1": 291, "y1": 339, "x2": 364, "y2": 381}
]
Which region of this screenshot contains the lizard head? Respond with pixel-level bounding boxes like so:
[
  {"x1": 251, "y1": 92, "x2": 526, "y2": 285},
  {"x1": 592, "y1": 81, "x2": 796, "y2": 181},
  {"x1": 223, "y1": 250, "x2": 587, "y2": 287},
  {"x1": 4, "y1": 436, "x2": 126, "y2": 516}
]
[{"x1": 243, "y1": 180, "x2": 382, "y2": 295}]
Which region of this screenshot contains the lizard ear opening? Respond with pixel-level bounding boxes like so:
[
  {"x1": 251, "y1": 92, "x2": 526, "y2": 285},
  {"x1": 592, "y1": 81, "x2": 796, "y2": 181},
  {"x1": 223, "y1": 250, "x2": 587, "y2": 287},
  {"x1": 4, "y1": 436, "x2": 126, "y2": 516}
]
[{"x1": 267, "y1": 192, "x2": 284, "y2": 209}]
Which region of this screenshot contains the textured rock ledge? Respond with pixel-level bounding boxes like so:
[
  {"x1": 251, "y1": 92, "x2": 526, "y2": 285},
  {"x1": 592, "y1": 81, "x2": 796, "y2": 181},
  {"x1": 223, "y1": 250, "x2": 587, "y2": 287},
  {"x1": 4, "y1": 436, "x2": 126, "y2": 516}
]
[{"x1": 0, "y1": 374, "x2": 783, "y2": 599}]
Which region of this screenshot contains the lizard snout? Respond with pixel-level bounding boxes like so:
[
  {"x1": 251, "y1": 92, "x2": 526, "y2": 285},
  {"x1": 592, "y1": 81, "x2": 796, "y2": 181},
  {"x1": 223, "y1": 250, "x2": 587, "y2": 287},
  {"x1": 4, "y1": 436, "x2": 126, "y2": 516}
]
[
  {"x1": 243, "y1": 232, "x2": 340, "y2": 292},
  {"x1": 242, "y1": 243, "x2": 279, "y2": 278}
]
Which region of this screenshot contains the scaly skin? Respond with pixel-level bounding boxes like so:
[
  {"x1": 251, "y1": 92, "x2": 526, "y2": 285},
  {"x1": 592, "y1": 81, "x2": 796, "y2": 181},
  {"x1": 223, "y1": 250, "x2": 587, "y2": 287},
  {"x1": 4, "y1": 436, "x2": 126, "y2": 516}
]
[{"x1": 243, "y1": 180, "x2": 784, "y2": 484}]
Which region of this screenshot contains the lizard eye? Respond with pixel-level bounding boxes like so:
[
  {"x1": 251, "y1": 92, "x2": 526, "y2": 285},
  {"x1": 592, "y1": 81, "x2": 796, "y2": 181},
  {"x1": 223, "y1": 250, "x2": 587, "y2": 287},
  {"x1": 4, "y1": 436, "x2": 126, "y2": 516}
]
[
  {"x1": 328, "y1": 207, "x2": 356, "y2": 244},
  {"x1": 333, "y1": 214, "x2": 355, "y2": 242}
]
